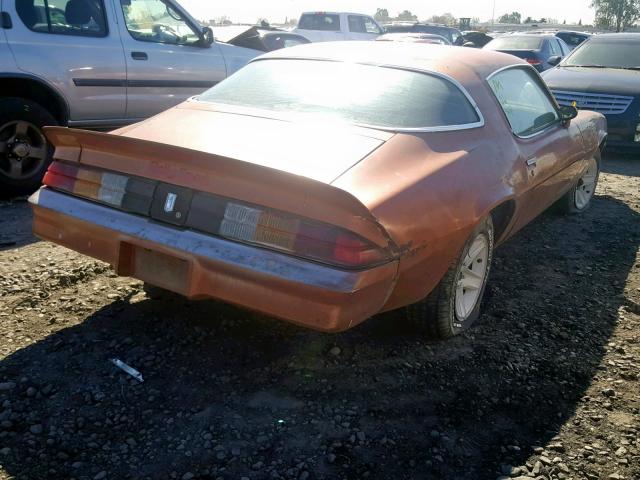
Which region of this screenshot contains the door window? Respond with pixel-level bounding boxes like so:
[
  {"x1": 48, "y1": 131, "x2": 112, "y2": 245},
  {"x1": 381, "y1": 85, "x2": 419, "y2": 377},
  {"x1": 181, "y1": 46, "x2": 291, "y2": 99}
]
[
  {"x1": 17, "y1": 0, "x2": 107, "y2": 37},
  {"x1": 549, "y1": 38, "x2": 561, "y2": 56},
  {"x1": 297, "y1": 13, "x2": 340, "y2": 32},
  {"x1": 120, "y1": 0, "x2": 200, "y2": 45},
  {"x1": 488, "y1": 67, "x2": 559, "y2": 137}
]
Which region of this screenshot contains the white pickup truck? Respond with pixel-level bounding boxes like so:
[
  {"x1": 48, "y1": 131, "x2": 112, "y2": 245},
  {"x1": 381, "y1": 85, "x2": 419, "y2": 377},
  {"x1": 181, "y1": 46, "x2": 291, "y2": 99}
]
[
  {"x1": 291, "y1": 12, "x2": 383, "y2": 42},
  {"x1": 0, "y1": 0, "x2": 260, "y2": 196}
]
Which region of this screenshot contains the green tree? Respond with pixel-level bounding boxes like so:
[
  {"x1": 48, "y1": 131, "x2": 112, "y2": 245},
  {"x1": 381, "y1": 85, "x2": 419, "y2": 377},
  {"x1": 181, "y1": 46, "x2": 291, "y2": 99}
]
[
  {"x1": 591, "y1": 0, "x2": 640, "y2": 31},
  {"x1": 497, "y1": 12, "x2": 522, "y2": 24},
  {"x1": 427, "y1": 13, "x2": 455, "y2": 25},
  {"x1": 396, "y1": 10, "x2": 418, "y2": 21},
  {"x1": 374, "y1": 8, "x2": 390, "y2": 22}
]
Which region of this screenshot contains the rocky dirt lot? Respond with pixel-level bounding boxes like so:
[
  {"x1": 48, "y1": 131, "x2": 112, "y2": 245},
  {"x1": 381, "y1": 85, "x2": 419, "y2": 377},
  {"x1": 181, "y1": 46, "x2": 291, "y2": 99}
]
[{"x1": 0, "y1": 153, "x2": 638, "y2": 480}]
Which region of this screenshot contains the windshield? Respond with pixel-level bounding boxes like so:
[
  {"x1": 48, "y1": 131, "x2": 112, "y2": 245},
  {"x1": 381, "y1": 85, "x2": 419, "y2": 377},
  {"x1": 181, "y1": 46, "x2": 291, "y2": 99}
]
[
  {"x1": 197, "y1": 59, "x2": 481, "y2": 130},
  {"x1": 485, "y1": 36, "x2": 543, "y2": 50},
  {"x1": 563, "y1": 39, "x2": 640, "y2": 68}
]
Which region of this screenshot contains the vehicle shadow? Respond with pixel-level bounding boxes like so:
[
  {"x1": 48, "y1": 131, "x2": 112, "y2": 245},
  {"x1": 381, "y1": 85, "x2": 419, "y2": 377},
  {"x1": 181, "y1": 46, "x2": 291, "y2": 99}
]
[
  {"x1": 0, "y1": 194, "x2": 638, "y2": 479},
  {"x1": 0, "y1": 198, "x2": 39, "y2": 251}
]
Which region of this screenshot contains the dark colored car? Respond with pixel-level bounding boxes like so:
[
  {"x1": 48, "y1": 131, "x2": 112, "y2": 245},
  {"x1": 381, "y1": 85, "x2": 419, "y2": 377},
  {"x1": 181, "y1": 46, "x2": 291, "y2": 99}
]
[
  {"x1": 383, "y1": 22, "x2": 464, "y2": 45},
  {"x1": 461, "y1": 31, "x2": 494, "y2": 48},
  {"x1": 542, "y1": 33, "x2": 640, "y2": 152},
  {"x1": 213, "y1": 26, "x2": 310, "y2": 52},
  {"x1": 555, "y1": 31, "x2": 591, "y2": 51},
  {"x1": 484, "y1": 34, "x2": 571, "y2": 72}
]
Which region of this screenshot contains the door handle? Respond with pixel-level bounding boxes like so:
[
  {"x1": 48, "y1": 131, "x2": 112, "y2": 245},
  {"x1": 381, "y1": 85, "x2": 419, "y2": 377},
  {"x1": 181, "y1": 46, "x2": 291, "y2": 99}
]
[
  {"x1": 526, "y1": 157, "x2": 537, "y2": 167},
  {"x1": 131, "y1": 51, "x2": 148, "y2": 60},
  {"x1": 1, "y1": 12, "x2": 12, "y2": 29}
]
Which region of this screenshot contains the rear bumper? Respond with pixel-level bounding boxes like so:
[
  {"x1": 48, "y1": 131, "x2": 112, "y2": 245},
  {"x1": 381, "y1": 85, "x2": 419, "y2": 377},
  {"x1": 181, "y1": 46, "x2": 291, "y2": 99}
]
[{"x1": 29, "y1": 189, "x2": 398, "y2": 332}]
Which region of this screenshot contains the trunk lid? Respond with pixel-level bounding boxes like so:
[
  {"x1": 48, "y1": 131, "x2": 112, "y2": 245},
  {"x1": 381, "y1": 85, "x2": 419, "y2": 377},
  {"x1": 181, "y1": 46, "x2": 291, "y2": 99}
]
[{"x1": 115, "y1": 103, "x2": 391, "y2": 185}]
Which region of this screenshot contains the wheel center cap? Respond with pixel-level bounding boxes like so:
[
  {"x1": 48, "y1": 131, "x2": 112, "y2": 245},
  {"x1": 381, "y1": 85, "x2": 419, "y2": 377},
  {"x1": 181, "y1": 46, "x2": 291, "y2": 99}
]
[{"x1": 12, "y1": 142, "x2": 30, "y2": 158}]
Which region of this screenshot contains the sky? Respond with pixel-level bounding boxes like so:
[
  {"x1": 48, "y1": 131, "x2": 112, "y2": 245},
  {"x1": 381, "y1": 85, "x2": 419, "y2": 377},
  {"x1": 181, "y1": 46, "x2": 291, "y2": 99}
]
[{"x1": 179, "y1": 0, "x2": 595, "y2": 25}]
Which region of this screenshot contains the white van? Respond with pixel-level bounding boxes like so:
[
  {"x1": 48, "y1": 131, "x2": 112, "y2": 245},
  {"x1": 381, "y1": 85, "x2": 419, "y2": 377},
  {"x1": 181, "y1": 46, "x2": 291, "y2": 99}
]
[{"x1": 292, "y1": 12, "x2": 383, "y2": 42}]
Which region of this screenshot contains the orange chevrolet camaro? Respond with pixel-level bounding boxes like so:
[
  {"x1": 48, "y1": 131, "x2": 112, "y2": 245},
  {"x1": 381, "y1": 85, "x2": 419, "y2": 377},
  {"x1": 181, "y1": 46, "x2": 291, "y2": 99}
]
[{"x1": 29, "y1": 42, "x2": 607, "y2": 338}]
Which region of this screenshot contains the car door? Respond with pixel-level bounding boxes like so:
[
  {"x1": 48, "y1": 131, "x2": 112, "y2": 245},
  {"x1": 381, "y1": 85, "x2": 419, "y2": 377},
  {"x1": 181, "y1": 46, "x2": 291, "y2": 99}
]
[
  {"x1": 115, "y1": 0, "x2": 227, "y2": 120},
  {"x1": 346, "y1": 14, "x2": 381, "y2": 41},
  {"x1": 488, "y1": 66, "x2": 586, "y2": 229},
  {"x1": 3, "y1": 0, "x2": 126, "y2": 124}
]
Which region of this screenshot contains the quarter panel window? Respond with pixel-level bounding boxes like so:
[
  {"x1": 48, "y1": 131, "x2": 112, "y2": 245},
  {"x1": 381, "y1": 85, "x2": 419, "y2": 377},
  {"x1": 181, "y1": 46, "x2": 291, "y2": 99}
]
[
  {"x1": 120, "y1": 0, "x2": 200, "y2": 46},
  {"x1": 17, "y1": 0, "x2": 108, "y2": 37},
  {"x1": 488, "y1": 67, "x2": 559, "y2": 137}
]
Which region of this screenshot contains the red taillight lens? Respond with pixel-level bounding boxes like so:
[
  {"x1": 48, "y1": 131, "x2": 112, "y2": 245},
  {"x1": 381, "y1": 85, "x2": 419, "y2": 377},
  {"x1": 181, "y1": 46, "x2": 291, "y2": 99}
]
[
  {"x1": 525, "y1": 58, "x2": 542, "y2": 65},
  {"x1": 188, "y1": 199, "x2": 390, "y2": 269}
]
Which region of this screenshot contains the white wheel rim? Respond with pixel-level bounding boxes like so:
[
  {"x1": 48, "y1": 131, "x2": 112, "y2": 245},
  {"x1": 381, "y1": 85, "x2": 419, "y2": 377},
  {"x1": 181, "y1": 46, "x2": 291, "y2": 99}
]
[
  {"x1": 455, "y1": 234, "x2": 490, "y2": 321},
  {"x1": 575, "y1": 157, "x2": 598, "y2": 210}
]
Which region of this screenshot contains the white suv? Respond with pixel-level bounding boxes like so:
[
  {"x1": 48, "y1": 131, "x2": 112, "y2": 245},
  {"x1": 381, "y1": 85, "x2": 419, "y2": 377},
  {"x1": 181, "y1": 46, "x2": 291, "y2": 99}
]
[
  {"x1": 292, "y1": 12, "x2": 383, "y2": 42},
  {"x1": 0, "y1": 0, "x2": 259, "y2": 196}
]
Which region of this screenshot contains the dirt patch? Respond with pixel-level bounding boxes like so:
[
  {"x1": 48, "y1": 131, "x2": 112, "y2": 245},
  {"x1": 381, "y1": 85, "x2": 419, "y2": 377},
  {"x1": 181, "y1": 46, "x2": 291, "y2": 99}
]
[{"x1": 0, "y1": 152, "x2": 638, "y2": 480}]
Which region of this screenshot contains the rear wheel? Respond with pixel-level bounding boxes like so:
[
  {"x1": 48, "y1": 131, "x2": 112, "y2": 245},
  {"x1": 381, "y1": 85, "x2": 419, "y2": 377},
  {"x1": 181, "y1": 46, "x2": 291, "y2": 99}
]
[
  {"x1": 557, "y1": 154, "x2": 600, "y2": 214},
  {"x1": 406, "y1": 216, "x2": 494, "y2": 339},
  {"x1": 0, "y1": 97, "x2": 57, "y2": 199}
]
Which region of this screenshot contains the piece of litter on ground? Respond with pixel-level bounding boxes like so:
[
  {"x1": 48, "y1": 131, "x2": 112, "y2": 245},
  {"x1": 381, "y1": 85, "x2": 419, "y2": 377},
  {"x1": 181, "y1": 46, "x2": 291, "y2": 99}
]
[{"x1": 110, "y1": 358, "x2": 144, "y2": 383}]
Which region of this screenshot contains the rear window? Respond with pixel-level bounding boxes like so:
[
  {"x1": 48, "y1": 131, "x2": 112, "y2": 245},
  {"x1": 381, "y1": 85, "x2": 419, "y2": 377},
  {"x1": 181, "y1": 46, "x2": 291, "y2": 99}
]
[
  {"x1": 197, "y1": 59, "x2": 481, "y2": 130},
  {"x1": 298, "y1": 13, "x2": 340, "y2": 32},
  {"x1": 563, "y1": 38, "x2": 640, "y2": 69},
  {"x1": 485, "y1": 36, "x2": 544, "y2": 50}
]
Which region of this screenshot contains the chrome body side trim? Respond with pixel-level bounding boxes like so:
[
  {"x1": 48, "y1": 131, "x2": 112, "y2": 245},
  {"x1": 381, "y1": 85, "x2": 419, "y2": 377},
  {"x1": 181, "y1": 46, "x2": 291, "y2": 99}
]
[{"x1": 29, "y1": 189, "x2": 372, "y2": 293}]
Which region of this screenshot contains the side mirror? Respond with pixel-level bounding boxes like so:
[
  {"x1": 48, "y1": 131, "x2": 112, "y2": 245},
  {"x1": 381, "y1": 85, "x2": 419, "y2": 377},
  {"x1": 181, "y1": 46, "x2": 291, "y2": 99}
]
[
  {"x1": 559, "y1": 105, "x2": 578, "y2": 125},
  {"x1": 201, "y1": 26, "x2": 214, "y2": 46},
  {"x1": 463, "y1": 41, "x2": 476, "y2": 48},
  {"x1": 547, "y1": 55, "x2": 562, "y2": 66}
]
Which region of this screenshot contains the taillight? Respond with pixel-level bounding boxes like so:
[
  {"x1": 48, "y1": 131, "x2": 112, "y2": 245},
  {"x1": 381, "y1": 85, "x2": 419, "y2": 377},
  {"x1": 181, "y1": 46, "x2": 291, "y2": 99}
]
[
  {"x1": 43, "y1": 162, "x2": 392, "y2": 270},
  {"x1": 525, "y1": 58, "x2": 542, "y2": 66},
  {"x1": 43, "y1": 161, "x2": 155, "y2": 215},
  {"x1": 187, "y1": 196, "x2": 391, "y2": 269}
]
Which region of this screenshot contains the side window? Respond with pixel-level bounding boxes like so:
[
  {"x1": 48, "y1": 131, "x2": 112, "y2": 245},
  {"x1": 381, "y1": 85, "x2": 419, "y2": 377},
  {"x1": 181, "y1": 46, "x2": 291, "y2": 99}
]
[
  {"x1": 298, "y1": 13, "x2": 341, "y2": 32},
  {"x1": 347, "y1": 15, "x2": 366, "y2": 33},
  {"x1": 549, "y1": 39, "x2": 561, "y2": 56},
  {"x1": 17, "y1": 0, "x2": 108, "y2": 37},
  {"x1": 363, "y1": 17, "x2": 382, "y2": 34},
  {"x1": 488, "y1": 67, "x2": 560, "y2": 137},
  {"x1": 120, "y1": 0, "x2": 201, "y2": 46}
]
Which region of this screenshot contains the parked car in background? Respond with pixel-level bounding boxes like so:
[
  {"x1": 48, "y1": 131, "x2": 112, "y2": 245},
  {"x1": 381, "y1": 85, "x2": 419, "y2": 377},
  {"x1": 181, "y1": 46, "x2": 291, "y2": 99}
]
[
  {"x1": 543, "y1": 33, "x2": 640, "y2": 152},
  {"x1": 484, "y1": 34, "x2": 571, "y2": 71},
  {"x1": 461, "y1": 31, "x2": 494, "y2": 48},
  {"x1": 291, "y1": 12, "x2": 382, "y2": 42},
  {"x1": 383, "y1": 22, "x2": 464, "y2": 45},
  {"x1": 531, "y1": 30, "x2": 591, "y2": 51},
  {"x1": 30, "y1": 42, "x2": 606, "y2": 338},
  {"x1": 375, "y1": 32, "x2": 451, "y2": 45},
  {"x1": 0, "y1": 0, "x2": 259, "y2": 197},
  {"x1": 213, "y1": 26, "x2": 310, "y2": 51}
]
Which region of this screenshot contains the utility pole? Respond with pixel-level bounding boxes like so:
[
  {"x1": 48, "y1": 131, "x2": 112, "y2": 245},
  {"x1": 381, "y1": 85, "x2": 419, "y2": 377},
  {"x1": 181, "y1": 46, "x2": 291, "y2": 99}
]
[{"x1": 491, "y1": 0, "x2": 496, "y2": 28}]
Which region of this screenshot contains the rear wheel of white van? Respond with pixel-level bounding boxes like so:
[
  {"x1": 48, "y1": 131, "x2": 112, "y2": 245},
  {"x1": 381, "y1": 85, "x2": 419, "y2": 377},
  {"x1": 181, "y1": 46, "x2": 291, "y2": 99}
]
[{"x1": 0, "y1": 97, "x2": 57, "y2": 199}]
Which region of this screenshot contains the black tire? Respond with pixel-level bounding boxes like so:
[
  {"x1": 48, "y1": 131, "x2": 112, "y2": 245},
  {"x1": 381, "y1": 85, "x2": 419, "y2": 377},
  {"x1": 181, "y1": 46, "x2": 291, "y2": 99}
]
[
  {"x1": 0, "y1": 97, "x2": 57, "y2": 199},
  {"x1": 556, "y1": 153, "x2": 600, "y2": 214},
  {"x1": 406, "y1": 216, "x2": 494, "y2": 339}
]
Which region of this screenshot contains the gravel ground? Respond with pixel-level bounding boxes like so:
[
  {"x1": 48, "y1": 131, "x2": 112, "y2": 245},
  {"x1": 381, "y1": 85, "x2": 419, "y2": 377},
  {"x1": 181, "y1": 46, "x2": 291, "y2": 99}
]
[{"x1": 0, "y1": 152, "x2": 638, "y2": 480}]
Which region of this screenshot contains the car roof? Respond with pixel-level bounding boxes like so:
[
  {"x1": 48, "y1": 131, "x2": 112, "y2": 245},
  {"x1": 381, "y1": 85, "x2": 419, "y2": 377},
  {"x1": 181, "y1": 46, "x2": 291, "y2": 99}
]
[
  {"x1": 257, "y1": 41, "x2": 527, "y2": 81},
  {"x1": 589, "y1": 32, "x2": 640, "y2": 41}
]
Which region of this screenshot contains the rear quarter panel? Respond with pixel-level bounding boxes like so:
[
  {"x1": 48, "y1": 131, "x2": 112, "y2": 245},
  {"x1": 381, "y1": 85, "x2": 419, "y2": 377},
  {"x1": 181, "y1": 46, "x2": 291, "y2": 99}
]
[{"x1": 333, "y1": 125, "x2": 521, "y2": 310}]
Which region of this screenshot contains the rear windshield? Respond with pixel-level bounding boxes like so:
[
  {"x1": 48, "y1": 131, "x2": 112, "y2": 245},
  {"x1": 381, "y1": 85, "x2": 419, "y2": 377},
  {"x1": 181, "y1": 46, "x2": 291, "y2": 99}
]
[
  {"x1": 197, "y1": 59, "x2": 481, "y2": 130},
  {"x1": 298, "y1": 13, "x2": 340, "y2": 31},
  {"x1": 485, "y1": 36, "x2": 544, "y2": 50},
  {"x1": 563, "y1": 39, "x2": 640, "y2": 68}
]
